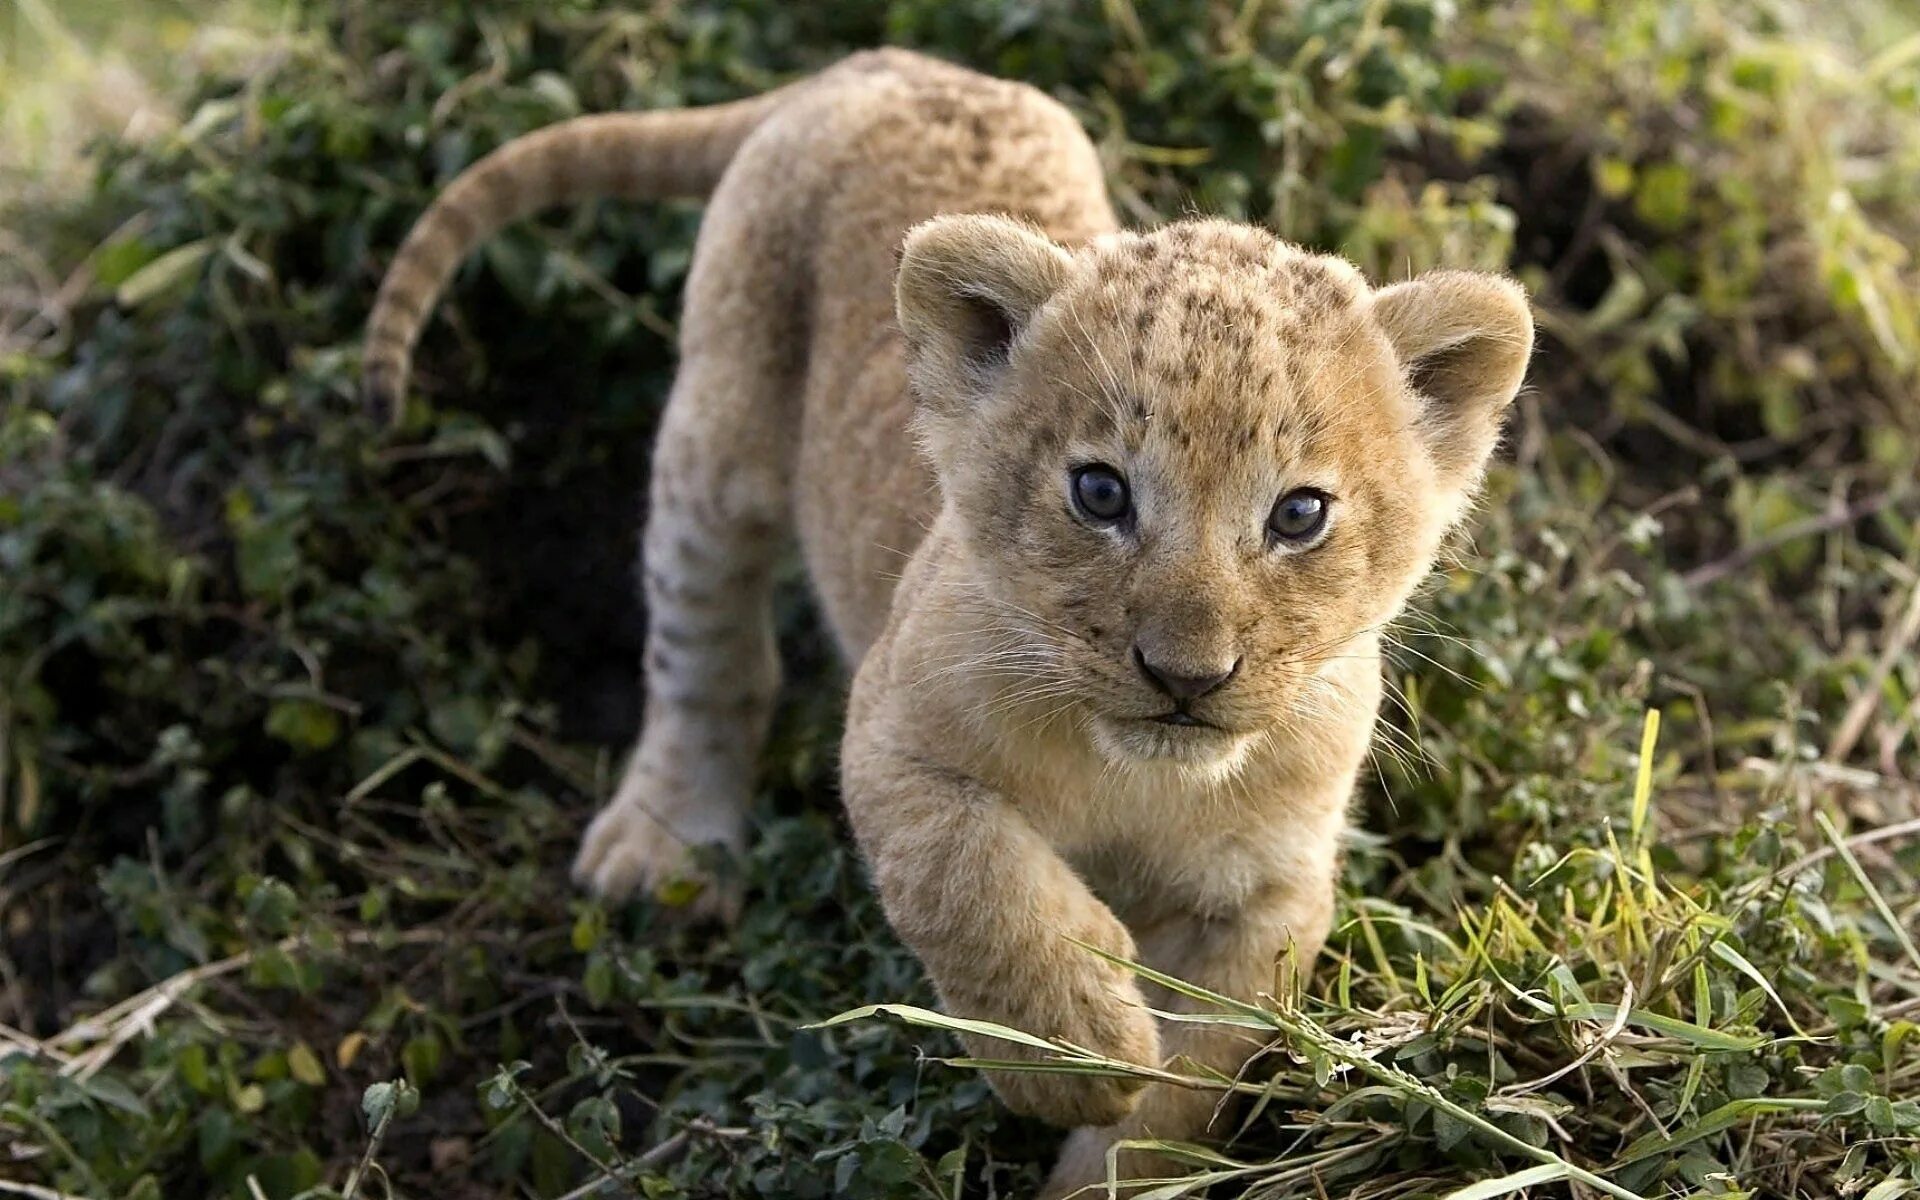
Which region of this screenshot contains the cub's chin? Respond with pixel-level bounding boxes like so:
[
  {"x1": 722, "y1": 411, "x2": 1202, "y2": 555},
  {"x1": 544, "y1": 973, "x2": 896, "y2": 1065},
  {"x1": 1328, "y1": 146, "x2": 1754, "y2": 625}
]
[{"x1": 1089, "y1": 715, "x2": 1256, "y2": 783}]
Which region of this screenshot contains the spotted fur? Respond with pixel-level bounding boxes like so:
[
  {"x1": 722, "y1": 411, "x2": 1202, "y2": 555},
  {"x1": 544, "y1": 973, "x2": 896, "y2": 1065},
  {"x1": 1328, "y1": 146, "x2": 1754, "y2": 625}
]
[{"x1": 363, "y1": 49, "x2": 1533, "y2": 1197}]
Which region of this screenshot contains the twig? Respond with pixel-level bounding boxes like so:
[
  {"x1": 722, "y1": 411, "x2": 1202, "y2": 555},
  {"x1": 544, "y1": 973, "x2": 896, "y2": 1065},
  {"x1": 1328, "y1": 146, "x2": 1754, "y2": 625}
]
[
  {"x1": 0, "y1": 837, "x2": 61, "y2": 875},
  {"x1": 1827, "y1": 579, "x2": 1920, "y2": 762},
  {"x1": 1681, "y1": 492, "x2": 1899, "y2": 589},
  {"x1": 509, "y1": 723, "x2": 602, "y2": 796},
  {"x1": 0, "y1": 1184, "x2": 99, "y2": 1200},
  {"x1": 50, "y1": 949, "x2": 256, "y2": 1079},
  {"x1": 547, "y1": 1120, "x2": 752, "y2": 1200},
  {"x1": 1772, "y1": 814, "x2": 1920, "y2": 882},
  {"x1": 548, "y1": 1132, "x2": 678, "y2": 1200},
  {"x1": 44, "y1": 929, "x2": 441, "y2": 1078},
  {"x1": 1740, "y1": 757, "x2": 1919, "y2": 804},
  {"x1": 500, "y1": 1073, "x2": 636, "y2": 1199},
  {"x1": 0, "y1": 1018, "x2": 71, "y2": 1066},
  {"x1": 340, "y1": 1103, "x2": 396, "y2": 1200}
]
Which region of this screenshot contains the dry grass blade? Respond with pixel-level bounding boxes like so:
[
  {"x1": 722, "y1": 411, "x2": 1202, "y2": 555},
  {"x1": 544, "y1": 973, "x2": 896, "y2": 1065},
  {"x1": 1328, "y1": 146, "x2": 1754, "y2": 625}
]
[
  {"x1": 1437, "y1": 1163, "x2": 1569, "y2": 1200},
  {"x1": 1816, "y1": 810, "x2": 1920, "y2": 980}
]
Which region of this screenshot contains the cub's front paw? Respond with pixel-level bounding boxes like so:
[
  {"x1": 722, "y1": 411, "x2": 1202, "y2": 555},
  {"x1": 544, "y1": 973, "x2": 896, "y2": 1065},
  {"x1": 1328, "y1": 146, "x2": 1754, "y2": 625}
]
[{"x1": 973, "y1": 954, "x2": 1161, "y2": 1127}]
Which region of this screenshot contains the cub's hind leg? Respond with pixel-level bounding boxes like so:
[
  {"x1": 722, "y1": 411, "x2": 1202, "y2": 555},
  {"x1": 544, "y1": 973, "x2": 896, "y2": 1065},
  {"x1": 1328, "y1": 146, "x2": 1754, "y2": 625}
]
[
  {"x1": 572, "y1": 202, "x2": 805, "y2": 919},
  {"x1": 571, "y1": 362, "x2": 792, "y2": 918}
]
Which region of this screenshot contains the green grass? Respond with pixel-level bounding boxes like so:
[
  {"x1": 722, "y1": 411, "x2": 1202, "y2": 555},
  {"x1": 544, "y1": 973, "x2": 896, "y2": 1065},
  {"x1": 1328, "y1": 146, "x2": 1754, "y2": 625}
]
[{"x1": 2, "y1": 0, "x2": 1918, "y2": 1197}]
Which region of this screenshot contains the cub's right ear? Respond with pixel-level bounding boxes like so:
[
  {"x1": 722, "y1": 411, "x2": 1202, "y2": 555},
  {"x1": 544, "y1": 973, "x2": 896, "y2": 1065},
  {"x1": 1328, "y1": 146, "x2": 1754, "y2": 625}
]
[{"x1": 895, "y1": 214, "x2": 1073, "y2": 416}]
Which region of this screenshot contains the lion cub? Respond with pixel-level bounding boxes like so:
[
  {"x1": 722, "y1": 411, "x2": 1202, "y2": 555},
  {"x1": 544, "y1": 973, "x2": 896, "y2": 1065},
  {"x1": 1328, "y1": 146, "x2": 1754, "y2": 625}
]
[{"x1": 365, "y1": 48, "x2": 1531, "y2": 1197}]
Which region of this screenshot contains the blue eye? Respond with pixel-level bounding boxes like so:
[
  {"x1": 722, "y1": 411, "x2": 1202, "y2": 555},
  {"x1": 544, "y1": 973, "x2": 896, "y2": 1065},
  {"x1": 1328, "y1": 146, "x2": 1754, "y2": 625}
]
[
  {"x1": 1268, "y1": 489, "x2": 1330, "y2": 543},
  {"x1": 1071, "y1": 465, "x2": 1131, "y2": 523}
]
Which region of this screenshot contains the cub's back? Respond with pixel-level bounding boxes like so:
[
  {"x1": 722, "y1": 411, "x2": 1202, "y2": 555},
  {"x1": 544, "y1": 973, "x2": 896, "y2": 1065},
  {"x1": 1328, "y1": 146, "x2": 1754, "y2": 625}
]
[{"x1": 709, "y1": 51, "x2": 1117, "y2": 660}]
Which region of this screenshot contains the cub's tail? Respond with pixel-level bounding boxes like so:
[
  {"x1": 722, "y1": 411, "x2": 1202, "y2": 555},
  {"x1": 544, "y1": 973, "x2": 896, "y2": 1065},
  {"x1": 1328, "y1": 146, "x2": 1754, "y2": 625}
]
[{"x1": 363, "y1": 86, "x2": 788, "y2": 421}]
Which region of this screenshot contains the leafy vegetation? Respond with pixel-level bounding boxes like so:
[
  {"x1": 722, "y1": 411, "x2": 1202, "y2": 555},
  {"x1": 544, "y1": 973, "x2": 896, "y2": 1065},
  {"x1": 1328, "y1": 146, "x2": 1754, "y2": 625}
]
[{"x1": 3, "y1": 0, "x2": 1917, "y2": 1197}]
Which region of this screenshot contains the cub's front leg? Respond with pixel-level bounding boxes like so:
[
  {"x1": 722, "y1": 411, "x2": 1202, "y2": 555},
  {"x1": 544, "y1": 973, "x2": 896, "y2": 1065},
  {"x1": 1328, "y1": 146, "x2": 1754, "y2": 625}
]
[
  {"x1": 1041, "y1": 873, "x2": 1336, "y2": 1198},
  {"x1": 841, "y1": 746, "x2": 1162, "y2": 1129}
]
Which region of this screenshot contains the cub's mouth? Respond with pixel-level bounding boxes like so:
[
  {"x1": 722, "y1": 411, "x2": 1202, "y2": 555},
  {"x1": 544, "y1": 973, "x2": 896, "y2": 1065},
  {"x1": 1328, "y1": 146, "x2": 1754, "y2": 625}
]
[
  {"x1": 1088, "y1": 709, "x2": 1254, "y2": 779},
  {"x1": 1150, "y1": 709, "x2": 1216, "y2": 729}
]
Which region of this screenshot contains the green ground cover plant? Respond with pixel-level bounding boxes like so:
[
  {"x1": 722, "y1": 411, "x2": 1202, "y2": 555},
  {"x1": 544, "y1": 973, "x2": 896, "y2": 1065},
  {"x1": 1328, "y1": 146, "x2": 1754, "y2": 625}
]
[{"x1": 2, "y1": 1, "x2": 1916, "y2": 1197}]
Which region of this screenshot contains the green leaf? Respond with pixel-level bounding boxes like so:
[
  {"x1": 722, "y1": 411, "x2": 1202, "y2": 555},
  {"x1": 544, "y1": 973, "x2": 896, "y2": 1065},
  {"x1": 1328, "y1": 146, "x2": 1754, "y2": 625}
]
[
  {"x1": 242, "y1": 875, "x2": 300, "y2": 935},
  {"x1": 266, "y1": 699, "x2": 342, "y2": 752},
  {"x1": 288, "y1": 1041, "x2": 327, "y2": 1087},
  {"x1": 1613, "y1": 1099, "x2": 1824, "y2": 1167},
  {"x1": 1557, "y1": 1003, "x2": 1768, "y2": 1051},
  {"x1": 80, "y1": 1072, "x2": 150, "y2": 1117},
  {"x1": 362, "y1": 1079, "x2": 418, "y2": 1125},
  {"x1": 403, "y1": 1032, "x2": 443, "y2": 1084},
  {"x1": 1632, "y1": 161, "x2": 1693, "y2": 231},
  {"x1": 1709, "y1": 941, "x2": 1811, "y2": 1038},
  {"x1": 115, "y1": 238, "x2": 216, "y2": 307}
]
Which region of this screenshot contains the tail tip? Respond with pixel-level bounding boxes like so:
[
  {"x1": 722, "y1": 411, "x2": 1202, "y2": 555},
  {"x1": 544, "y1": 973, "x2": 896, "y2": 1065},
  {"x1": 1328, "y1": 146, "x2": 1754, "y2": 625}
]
[{"x1": 361, "y1": 358, "x2": 408, "y2": 428}]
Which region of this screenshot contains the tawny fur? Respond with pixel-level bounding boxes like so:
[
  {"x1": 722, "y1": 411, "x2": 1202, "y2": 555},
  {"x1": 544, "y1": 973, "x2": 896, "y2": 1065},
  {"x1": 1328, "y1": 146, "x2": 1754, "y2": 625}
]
[{"x1": 364, "y1": 48, "x2": 1533, "y2": 1198}]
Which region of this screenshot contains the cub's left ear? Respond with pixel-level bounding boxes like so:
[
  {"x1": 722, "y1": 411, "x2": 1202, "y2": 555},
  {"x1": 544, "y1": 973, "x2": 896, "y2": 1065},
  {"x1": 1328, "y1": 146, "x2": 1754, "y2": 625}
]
[{"x1": 1371, "y1": 271, "x2": 1534, "y2": 486}]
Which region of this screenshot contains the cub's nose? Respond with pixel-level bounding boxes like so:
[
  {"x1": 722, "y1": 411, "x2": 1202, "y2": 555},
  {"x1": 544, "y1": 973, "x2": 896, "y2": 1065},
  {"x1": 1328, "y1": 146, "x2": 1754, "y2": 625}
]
[{"x1": 1132, "y1": 646, "x2": 1239, "y2": 701}]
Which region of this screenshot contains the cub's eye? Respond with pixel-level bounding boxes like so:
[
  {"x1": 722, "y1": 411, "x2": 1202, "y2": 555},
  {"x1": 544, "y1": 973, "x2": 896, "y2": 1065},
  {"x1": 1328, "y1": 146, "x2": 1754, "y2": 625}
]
[
  {"x1": 1268, "y1": 488, "x2": 1330, "y2": 544},
  {"x1": 1071, "y1": 464, "x2": 1131, "y2": 524}
]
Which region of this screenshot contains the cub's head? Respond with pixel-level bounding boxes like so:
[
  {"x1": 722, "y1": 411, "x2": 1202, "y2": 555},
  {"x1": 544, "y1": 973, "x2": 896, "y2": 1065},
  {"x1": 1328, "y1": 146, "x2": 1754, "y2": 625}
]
[{"x1": 896, "y1": 215, "x2": 1532, "y2": 777}]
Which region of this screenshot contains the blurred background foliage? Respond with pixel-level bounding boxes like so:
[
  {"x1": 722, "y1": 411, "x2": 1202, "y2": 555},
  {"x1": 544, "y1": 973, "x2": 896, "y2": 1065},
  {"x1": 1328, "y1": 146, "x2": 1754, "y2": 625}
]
[{"x1": 1, "y1": 0, "x2": 1917, "y2": 1197}]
